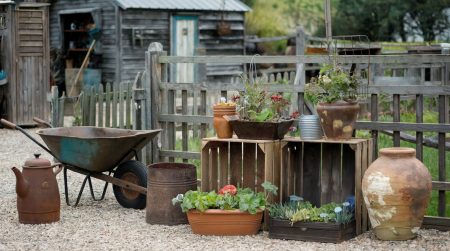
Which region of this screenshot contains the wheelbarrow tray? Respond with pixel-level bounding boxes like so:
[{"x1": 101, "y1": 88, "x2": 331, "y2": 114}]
[{"x1": 36, "y1": 127, "x2": 161, "y2": 173}]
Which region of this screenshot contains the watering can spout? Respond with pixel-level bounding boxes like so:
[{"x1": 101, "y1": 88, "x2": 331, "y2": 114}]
[{"x1": 11, "y1": 167, "x2": 29, "y2": 198}]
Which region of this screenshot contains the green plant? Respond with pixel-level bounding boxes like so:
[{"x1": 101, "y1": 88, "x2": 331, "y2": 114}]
[
  {"x1": 305, "y1": 63, "x2": 360, "y2": 104},
  {"x1": 172, "y1": 182, "x2": 278, "y2": 214},
  {"x1": 269, "y1": 199, "x2": 354, "y2": 225},
  {"x1": 234, "y1": 76, "x2": 292, "y2": 122}
]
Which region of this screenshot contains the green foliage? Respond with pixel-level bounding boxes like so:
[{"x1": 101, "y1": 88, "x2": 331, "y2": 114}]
[
  {"x1": 327, "y1": 0, "x2": 450, "y2": 42},
  {"x1": 237, "y1": 77, "x2": 291, "y2": 122},
  {"x1": 172, "y1": 182, "x2": 278, "y2": 215},
  {"x1": 269, "y1": 200, "x2": 354, "y2": 225},
  {"x1": 305, "y1": 63, "x2": 359, "y2": 104}
]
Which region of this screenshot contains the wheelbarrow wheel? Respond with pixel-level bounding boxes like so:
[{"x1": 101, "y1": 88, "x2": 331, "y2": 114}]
[{"x1": 113, "y1": 160, "x2": 147, "y2": 209}]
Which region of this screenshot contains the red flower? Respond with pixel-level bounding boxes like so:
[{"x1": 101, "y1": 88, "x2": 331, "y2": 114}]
[
  {"x1": 218, "y1": 185, "x2": 237, "y2": 195},
  {"x1": 290, "y1": 111, "x2": 300, "y2": 119},
  {"x1": 231, "y1": 94, "x2": 240, "y2": 102},
  {"x1": 271, "y1": 95, "x2": 283, "y2": 102}
]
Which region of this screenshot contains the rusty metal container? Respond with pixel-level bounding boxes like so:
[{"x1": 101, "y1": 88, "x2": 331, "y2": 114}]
[
  {"x1": 146, "y1": 163, "x2": 197, "y2": 225},
  {"x1": 12, "y1": 154, "x2": 62, "y2": 224}
]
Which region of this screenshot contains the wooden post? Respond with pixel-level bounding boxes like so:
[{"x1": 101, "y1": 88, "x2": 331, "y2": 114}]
[
  {"x1": 147, "y1": 42, "x2": 164, "y2": 163},
  {"x1": 295, "y1": 27, "x2": 306, "y2": 114},
  {"x1": 50, "y1": 86, "x2": 59, "y2": 127}
]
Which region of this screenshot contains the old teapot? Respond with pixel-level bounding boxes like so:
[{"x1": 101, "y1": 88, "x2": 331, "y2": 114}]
[{"x1": 12, "y1": 154, "x2": 62, "y2": 224}]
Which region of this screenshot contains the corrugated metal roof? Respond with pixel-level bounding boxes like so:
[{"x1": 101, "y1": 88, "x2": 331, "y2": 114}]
[{"x1": 114, "y1": 0, "x2": 250, "y2": 12}]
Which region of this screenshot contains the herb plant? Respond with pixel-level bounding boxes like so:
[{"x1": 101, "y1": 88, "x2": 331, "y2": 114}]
[
  {"x1": 269, "y1": 198, "x2": 354, "y2": 225},
  {"x1": 232, "y1": 77, "x2": 292, "y2": 122},
  {"x1": 172, "y1": 182, "x2": 278, "y2": 215},
  {"x1": 305, "y1": 64, "x2": 360, "y2": 104}
]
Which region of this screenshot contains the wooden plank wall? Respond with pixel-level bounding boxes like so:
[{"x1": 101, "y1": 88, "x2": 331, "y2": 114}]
[
  {"x1": 14, "y1": 7, "x2": 50, "y2": 125},
  {"x1": 49, "y1": 0, "x2": 117, "y2": 83}
]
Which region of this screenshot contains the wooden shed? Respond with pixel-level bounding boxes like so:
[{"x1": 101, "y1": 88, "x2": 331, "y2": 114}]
[
  {"x1": 0, "y1": 0, "x2": 50, "y2": 125},
  {"x1": 49, "y1": 0, "x2": 250, "y2": 88}
]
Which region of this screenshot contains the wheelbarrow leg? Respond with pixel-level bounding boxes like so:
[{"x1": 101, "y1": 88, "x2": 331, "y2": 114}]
[
  {"x1": 63, "y1": 167, "x2": 93, "y2": 207},
  {"x1": 87, "y1": 172, "x2": 110, "y2": 201}
]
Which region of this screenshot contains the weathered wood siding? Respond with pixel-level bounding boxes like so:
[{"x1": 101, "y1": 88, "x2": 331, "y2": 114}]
[
  {"x1": 49, "y1": 0, "x2": 117, "y2": 83},
  {"x1": 199, "y1": 12, "x2": 245, "y2": 81},
  {"x1": 120, "y1": 10, "x2": 170, "y2": 82}
]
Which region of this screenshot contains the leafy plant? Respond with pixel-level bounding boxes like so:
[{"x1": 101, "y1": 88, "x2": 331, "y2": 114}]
[
  {"x1": 305, "y1": 63, "x2": 360, "y2": 104},
  {"x1": 234, "y1": 76, "x2": 292, "y2": 122},
  {"x1": 172, "y1": 182, "x2": 278, "y2": 215},
  {"x1": 269, "y1": 197, "x2": 354, "y2": 225}
]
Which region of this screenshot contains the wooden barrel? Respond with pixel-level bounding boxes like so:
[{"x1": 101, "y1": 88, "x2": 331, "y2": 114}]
[{"x1": 146, "y1": 162, "x2": 197, "y2": 225}]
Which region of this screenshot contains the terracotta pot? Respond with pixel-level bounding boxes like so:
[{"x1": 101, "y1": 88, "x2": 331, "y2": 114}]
[
  {"x1": 362, "y1": 147, "x2": 432, "y2": 241},
  {"x1": 229, "y1": 120, "x2": 294, "y2": 140},
  {"x1": 316, "y1": 101, "x2": 359, "y2": 140},
  {"x1": 213, "y1": 105, "x2": 236, "y2": 138},
  {"x1": 187, "y1": 209, "x2": 263, "y2": 235}
]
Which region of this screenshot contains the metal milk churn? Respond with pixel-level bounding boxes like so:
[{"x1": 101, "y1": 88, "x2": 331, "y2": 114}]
[{"x1": 11, "y1": 154, "x2": 62, "y2": 224}]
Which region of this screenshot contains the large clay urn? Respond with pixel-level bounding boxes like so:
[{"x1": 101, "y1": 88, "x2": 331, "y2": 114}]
[
  {"x1": 362, "y1": 148, "x2": 432, "y2": 240},
  {"x1": 316, "y1": 101, "x2": 359, "y2": 140},
  {"x1": 213, "y1": 104, "x2": 236, "y2": 138},
  {"x1": 12, "y1": 154, "x2": 62, "y2": 224}
]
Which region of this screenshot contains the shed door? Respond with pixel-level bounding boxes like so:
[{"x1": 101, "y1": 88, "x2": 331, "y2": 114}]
[
  {"x1": 172, "y1": 16, "x2": 198, "y2": 83},
  {"x1": 15, "y1": 8, "x2": 49, "y2": 125}
]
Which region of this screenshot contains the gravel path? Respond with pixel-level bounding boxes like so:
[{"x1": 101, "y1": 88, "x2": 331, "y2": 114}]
[{"x1": 0, "y1": 128, "x2": 449, "y2": 250}]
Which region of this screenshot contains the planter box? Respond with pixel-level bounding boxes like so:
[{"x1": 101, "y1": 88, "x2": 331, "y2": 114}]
[
  {"x1": 229, "y1": 120, "x2": 294, "y2": 140},
  {"x1": 187, "y1": 209, "x2": 263, "y2": 236},
  {"x1": 269, "y1": 218, "x2": 356, "y2": 243}
]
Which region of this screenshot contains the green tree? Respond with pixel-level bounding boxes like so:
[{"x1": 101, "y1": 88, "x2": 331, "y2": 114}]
[{"x1": 405, "y1": 0, "x2": 450, "y2": 41}]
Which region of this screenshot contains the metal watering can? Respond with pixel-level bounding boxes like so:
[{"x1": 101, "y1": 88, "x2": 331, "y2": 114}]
[{"x1": 12, "y1": 154, "x2": 62, "y2": 224}]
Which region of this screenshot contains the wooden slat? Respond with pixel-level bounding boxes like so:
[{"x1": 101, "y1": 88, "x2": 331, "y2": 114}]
[
  {"x1": 210, "y1": 147, "x2": 218, "y2": 191},
  {"x1": 416, "y1": 94, "x2": 423, "y2": 161},
  {"x1": 354, "y1": 143, "x2": 363, "y2": 235},
  {"x1": 302, "y1": 142, "x2": 321, "y2": 207},
  {"x1": 126, "y1": 81, "x2": 132, "y2": 128},
  {"x1": 256, "y1": 143, "x2": 265, "y2": 193},
  {"x1": 432, "y1": 181, "x2": 450, "y2": 191},
  {"x1": 119, "y1": 82, "x2": 124, "y2": 128},
  {"x1": 393, "y1": 94, "x2": 400, "y2": 146},
  {"x1": 272, "y1": 141, "x2": 281, "y2": 203},
  {"x1": 167, "y1": 89, "x2": 176, "y2": 162},
  {"x1": 98, "y1": 87, "x2": 104, "y2": 127},
  {"x1": 229, "y1": 142, "x2": 243, "y2": 187},
  {"x1": 105, "y1": 83, "x2": 111, "y2": 128},
  {"x1": 159, "y1": 150, "x2": 200, "y2": 160},
  {"x1": 89, "y1": 87, "x2": 96, "y2": 126},
  {"x1": 355, "y1": 121, "x2": 450, "y2": 133},
  {"x1": 438, "y1": 95, "x2": 447, "y2": 217},
  {"x1": 219, "y1": 143, "x2": 229, "y2": 188},
  {"x1": 242, "y1": 143, "x2": 256, "y2": 190},
  {"x1": 320, "y1": 143, "x2": 340, "y2": 204},
  {"x1": 423, "y1": 216, "x2": 450, "y2": 231},
  {"x1": 201, "y1": 141, "x2": 209, "y2": 191},
  {"x1": 182, "y1": 90, "x2": 188, "y2": 162},
  {"x1": 112, "y1": 82, "x2": 118, "y2": 128},
  {"x1": 361, "y1": 140, "x2": 369, "y2": 232}
]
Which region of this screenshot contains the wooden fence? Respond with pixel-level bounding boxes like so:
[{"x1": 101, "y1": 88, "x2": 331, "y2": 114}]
[{"x1": 144, "y1": 42, "x2": 450, "y2": 229}]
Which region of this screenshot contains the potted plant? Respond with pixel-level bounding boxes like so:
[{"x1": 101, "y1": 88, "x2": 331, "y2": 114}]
[
  {"x1": 305, "y1": 63, "x2": 360, "y2": 140},
  {"x1": 172, "y1": 182, "x2": 278, "y2": 236},
  {"x1": 268, "y1": 197, "x2": 356, "y2": 243},
  {"x1": 227, "y1": 77, "x2": 297, "y2": 140},
  {"x1": 213, "y1": 97, "x2": 236, "y2": 138}
]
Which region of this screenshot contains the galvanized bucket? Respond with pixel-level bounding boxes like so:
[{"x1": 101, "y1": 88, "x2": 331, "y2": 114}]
[{"x1": 298, "y1": 115, "x2": 323, "y2": 140}]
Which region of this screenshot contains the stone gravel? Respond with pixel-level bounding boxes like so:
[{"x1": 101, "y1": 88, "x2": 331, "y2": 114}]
[{"x1": 0, "y1": 128, "x2": 449, "y2": 250}]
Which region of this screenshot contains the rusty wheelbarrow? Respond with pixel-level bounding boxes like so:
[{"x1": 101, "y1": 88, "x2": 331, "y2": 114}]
[{"x1": 1, "y1": 118, "x2": 161, "y2": 209}]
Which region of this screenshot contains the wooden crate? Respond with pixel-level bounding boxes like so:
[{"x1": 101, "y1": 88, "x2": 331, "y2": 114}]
[
  {"x1": 269, "y1": 219, "x2": 356, "y2": 243},
  {"x1": 281, "y1": 137, "x2": 373, "y2": 235},
  {"x1": 201, "y1": 137, "x2": 283, "y2": 204}
]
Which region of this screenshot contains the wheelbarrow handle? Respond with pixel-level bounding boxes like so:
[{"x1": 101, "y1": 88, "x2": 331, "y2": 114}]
[
  {"x1": 33, "y1": 117, "x2": 52, "y2": 128},
  {"x1": 0, "y1": 118, "x2": 16, "y2": 129},
  {"x1": 0, "y1": 118, "x2": 57, "y2": 159}
]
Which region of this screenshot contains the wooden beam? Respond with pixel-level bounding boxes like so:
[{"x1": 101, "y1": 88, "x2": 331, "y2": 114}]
[
  {"x1": 423, "y1": 216, "x2": 450, "y2": 231},
  {"x1": 432, "y1": 181, "x2": 450, "y2": 191},
  {"x1": 355, "y1": 121, "x2": 450, "y2": 133}
]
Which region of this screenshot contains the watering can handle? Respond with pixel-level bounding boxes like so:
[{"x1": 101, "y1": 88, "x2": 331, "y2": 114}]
[
  {"x1": 53, "y1": 164, "x2": 63, "y2": 176},
  {"x1": 33, "y1": 117, "x2": 52, "y2": 128},
  {"x1": 0, "y1": 118, "x2": 16, "y2": 129}
]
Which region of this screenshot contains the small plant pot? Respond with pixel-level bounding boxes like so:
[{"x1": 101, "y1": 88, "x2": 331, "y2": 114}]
[
  {"x1": 269, "y1": 218, "x2": 356, "y2": 243},
  {"x1": 187, "y1": 209, "x2": 263, "y2": 236},
  {"x1": 213, "y1": 105, "x2": 236, "y2": 138},
  {"x1": 216, "y1": 21, "x2": 232, "y2": 36},
  {"x1": 229, "y1": 120, "x2": 294, "y2": 140},
  {"x1": 316, "y1": 101, "x2": 359, "y2": 140}
]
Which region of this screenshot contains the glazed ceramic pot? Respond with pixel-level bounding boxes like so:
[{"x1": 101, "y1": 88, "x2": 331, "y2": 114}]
[
  {"x1": 362, "y1": 147, "x2": 432, "y2": 241},
  {"x1": 213, "y1": 105, "x2": 236, "y2": 138},
  {"x1": 187, "y1": 209, "x2": 263, "y2": 235},
  {"x1": 316, "y1": 101, "x2": 359, "y2": 140}
]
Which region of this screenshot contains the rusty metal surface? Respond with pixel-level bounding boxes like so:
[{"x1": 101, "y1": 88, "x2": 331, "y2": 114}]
[
  {"x1": 36, "y1": 127, "x2": 161, "y2": 173},
  {"x1": 146, "y1": 163, "x2": 197, "y2": 225},
  {"x1": 12, "y1": 155, "x2": 60, "y2": 224}
]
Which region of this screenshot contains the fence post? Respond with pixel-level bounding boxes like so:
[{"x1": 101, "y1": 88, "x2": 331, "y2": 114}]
[
  {"x1": 147, "y1": 42, "x2": 164, "y2": 163},
  {"x1": 50, "y1": 86, "x2": 59, "y2": 127},
  {"x1": 295, "y1": 27, "x2": 306, "y2": 114}
]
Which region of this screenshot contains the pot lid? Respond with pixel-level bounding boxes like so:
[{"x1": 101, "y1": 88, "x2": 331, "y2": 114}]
[{"x1": 24, "y1": 153, "x2": 51, "y2": 168}]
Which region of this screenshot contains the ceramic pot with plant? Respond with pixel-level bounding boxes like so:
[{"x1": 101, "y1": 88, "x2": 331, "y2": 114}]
[
  {"x1": 305, "y1": 64, "x2": 360, "y2": 140},
  {"x1": 172, "y1": 182, "x2": 278, "y2": 236},
  {"x1": 213, "y1": 98, "x2": 236, "y2": 138},
  {"x1": 229, "y1": 77, "x2": 296, "y2": 140},
  {"x1": 268, "y1": 197, "x2": 356, "y2": 243}
]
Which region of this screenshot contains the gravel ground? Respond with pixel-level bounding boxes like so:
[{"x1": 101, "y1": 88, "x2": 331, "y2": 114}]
[{"x1": 0, "y1": 128, "x2": 449, "y2": 251}]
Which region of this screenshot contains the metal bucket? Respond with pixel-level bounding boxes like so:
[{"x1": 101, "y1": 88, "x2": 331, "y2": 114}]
[
  {"x1": 298, "y1": 115, "x2": 323, "y2": 140},
  {"x1": 146, "y1": 163, "x2": 197, "y2": 225}
]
